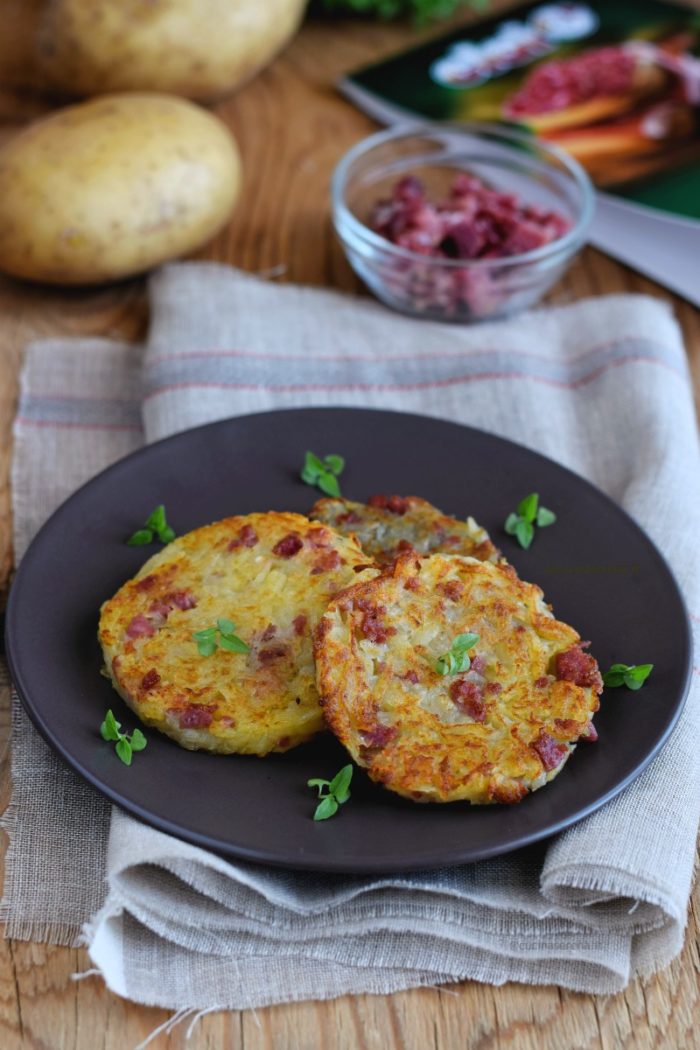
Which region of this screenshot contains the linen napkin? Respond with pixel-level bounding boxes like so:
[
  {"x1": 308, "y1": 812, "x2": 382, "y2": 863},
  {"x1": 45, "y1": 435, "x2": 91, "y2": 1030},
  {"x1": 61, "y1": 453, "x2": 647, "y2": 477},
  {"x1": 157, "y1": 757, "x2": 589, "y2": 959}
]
[{"x1": 3, "y1": 263, "x2": 699, "y2": 1010}]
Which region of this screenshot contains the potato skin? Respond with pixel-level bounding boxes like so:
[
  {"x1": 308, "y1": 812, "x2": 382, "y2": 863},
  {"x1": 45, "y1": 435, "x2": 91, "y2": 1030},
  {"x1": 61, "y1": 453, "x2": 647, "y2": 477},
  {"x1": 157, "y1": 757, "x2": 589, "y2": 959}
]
[
  {"x1": 0, "y1": 94, "x2": 241, "y2": 285},
  {"x1": 36, "y1": 0, "x2": 307, "y2": 100}
]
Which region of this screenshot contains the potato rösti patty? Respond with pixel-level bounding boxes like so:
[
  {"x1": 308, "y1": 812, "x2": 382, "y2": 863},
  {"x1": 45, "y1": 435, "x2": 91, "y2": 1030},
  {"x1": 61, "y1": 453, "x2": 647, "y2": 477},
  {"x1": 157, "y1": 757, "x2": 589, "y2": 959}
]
[
  {"x1": 99, "y1": 512, "x2": 376, "y2": 755},
  {"x1": 309, "y1": 494, "x2": 500, "y2": 566},
  {"x1": 315, "y1": 552, "x2": 601, "y2": 804}
]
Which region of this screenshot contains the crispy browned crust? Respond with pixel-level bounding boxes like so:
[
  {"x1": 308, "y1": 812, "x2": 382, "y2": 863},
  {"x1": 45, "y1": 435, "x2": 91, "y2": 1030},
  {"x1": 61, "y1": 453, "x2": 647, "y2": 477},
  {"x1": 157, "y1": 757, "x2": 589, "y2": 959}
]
[{"x1": 314, "y1": 552, "x2": 600, "y2": 804}]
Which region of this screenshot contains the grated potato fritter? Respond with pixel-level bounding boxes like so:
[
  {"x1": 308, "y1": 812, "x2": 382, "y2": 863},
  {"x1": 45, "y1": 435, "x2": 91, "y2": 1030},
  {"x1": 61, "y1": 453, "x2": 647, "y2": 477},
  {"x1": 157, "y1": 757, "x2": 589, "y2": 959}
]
[
  {"x1": 309, "y1": 494, "x2": 501, "y2": 566},
  {"x1": 314, "y1": 552, "x2": 601, "y2": 804},
  {"x1": 99, "y1": 511, "x2": 376, "y2": 755}
]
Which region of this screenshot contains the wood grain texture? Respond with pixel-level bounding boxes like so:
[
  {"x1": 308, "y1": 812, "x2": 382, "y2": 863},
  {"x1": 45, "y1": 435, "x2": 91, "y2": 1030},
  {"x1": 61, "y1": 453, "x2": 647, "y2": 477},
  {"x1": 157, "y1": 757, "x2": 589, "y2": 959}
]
[{"x1": 0, "y1": 4, "x2": 699, "y2": 1048}]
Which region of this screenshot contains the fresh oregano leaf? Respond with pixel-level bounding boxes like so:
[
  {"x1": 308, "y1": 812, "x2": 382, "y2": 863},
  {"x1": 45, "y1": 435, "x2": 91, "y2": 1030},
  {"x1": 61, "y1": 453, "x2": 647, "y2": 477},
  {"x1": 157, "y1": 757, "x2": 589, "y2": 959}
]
[
  {"x1": 115, "y1": 737, "x2": 133, "y2": 766},
  {"x1": 602, "y1": 662, "x2": 653, "y2": 690},
  {"x1": 329, "y1": 764, "x2": 353, "y2": 803},
  {"x1": 314, "y1": 795, "x2": 339, "y2": 821},
  {"x1": 435, "y1": 633, "x2": 479, "y2": 676},
  {"x1": 127, "y1": 528, "x2": 154, "y2": 547},
  {"x1": 517, "y1": 492, "x2": 539, "y2": 523},
  {"x1": 504, "y1": 493, "x2": 555, "y2": 549},
  {"x1": 127, "y1": 504, "x2": 176, "y2": 546}
]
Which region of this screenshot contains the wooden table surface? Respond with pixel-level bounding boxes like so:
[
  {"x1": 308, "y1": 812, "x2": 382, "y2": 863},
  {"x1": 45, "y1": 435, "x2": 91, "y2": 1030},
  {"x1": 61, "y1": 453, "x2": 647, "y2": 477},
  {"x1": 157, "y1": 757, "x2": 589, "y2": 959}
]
[{"x1": 1, "y1": 6, "x2": 700, "y2": 1049}]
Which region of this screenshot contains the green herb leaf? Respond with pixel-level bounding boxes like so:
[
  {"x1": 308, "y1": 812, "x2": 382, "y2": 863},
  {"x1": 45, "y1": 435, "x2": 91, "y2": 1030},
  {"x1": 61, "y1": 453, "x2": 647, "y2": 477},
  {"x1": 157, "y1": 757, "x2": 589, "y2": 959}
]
[
  {"x1": 453, "y1": 632, "x2": 480, "y2": 651},
  {"x1": 517, "y1": 492, "x2": 539, "y2": 523},
  {"x1": 504, "y1": 513, "x2": 519, "y2": 536},
  {"x1": 130, "y1": 728, "x2": 148, "y2": 752},
  {"x1": 318, "y1": 473, "x2": 341, "y2": 498},
  {"x1": 505, "y1": 493, "x2": 556, "y2": 549},
  {"x1": 302, "y1": 451, "x2": 325, "y2": 479},
  {"x1": 100, "y1": 709, "x2": 121, "y2": 742},
  {"x1": 127, "y1": 505, "x2": 176, "y2": 547},
  {"x1": 127, "y1": 528, "x2": 154, "y2": 547},
  {"x1": 308, "y1": 764, "x2": 354, "y2": 819},
  {"x1": 218, "y1": 634, "x2": 250, "y2": 654},
  {"x1": 115, "y1": 737, "x2": 133, "y2": 766},
  {"x1": 314, "y1": 795, "x2": 339, "y2": 821},
  {"x1": 300, "y1": 450, "x2": 345, "y2": 497},
  {"x1": 146, "y1": 505, "x2": 167, "y2": 533},
  {"x1": 625, "y1": 663, "x2": 654, "y2": 690},
  {"x1": 602, "y1": 663, "x2": 653, "y2": 690},
  {"x1": 193, "y1": 621, "x2": 249, "y2": 657},
  {"x1": 100, "y1": 710, "x2": 148, "y2": 765},
  {"x1": 435, "y1": 633, "x2": 479, "y2": 676},
  {"x1": 515, "y1": 519, "x2": 534, "y2": 550},
  {"x1": 323, "y1": 454, "x2": 345, "y2": 475},
  {"x1": 329, "y1": 764, "x2": 353, "y2": 803}
]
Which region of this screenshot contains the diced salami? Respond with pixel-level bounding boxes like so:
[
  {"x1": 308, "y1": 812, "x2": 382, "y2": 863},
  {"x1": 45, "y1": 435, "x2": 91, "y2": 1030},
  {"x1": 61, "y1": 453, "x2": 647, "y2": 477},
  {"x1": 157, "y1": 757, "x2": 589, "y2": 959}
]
[
  {"x1": 554, "y1": 646, "x2": 603, "y2": 691},
  {"x1": 228, "y1": 524, "x2": 258, "y2": 550},
  {"x1": 449, "y1": 678, "x2": 485, "y2": 722},
  {"x1": 141, "y1": 668, "x2": 160, "y2": 690},
  {"x1": 580, "y1": 721, "x2": 598, "y2": 743},
  {"x1": 362, "y1": 723, "x2": 398, "y2": 749},
  {"x1": 367, "y1": 494, "x2": 411, "y2": 516},
  {"x1": 337, "y1": 510, "x2": 361, "y2": 525},
  {"x1": 177, "y1": 705, "x2": 215, "y2": 729},
  {"x1": 440, "y1": 580, "x2": 464, "y2": 601},
  {"x1": 135, "y1": 575, "x2": 157, "y2": 592},
  {"x1": 310, "y1": 549, "x2": 342, "y2": 575},
  {"x1": 533, "y1": 731, "x2": 569, "y2": 771},
  {"x1": 259, "y1": 645, "x2": 289, "y2": 663},
  {"x1": 292, "y1": 614, "x2": 307, "y2": 636},
  {"x1": 273, "y1": 533, "x2": 303, "y2": 558},
  {"x1": 308, "y1": 527, "x2": 333, "y2": 548},
  {"x1": 148, "y1": 590, "x2": 197, "y2": 618},
  {"x1": 354, "y1": 598, "x2": 396, "y2": 644},
  {"x1": 126, "y1": 614, "x2": 155, "y2": 639}
]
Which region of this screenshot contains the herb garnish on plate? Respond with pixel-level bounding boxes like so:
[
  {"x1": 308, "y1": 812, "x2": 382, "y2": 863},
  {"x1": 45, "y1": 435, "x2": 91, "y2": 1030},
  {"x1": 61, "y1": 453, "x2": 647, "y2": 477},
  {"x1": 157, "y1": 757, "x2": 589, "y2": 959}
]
[
  {"x1": 504, "y1": 492, "x2": 556, "y2": 549},
  {"x1": 602, "y1": 663, "x2": 654, "y2": 690},
  {"x1": 100, "y1": 709, "x2": 147, "y2": 766},
  {"x1": 300, "y1": 451, "x2": 345, "y2": 497},
  {"x1": 127, "y1": 504, "x2": 176, "y2": 546},
  {"x1": 307, "y1": 764, "x2": 353, "y2": 820}
]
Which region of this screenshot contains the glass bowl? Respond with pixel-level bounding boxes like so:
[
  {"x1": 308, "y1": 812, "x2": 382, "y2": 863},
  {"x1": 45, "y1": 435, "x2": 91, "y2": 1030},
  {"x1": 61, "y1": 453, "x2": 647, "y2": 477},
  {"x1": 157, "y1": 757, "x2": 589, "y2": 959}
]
[{"x1": 331, "y1": 122, "x2": 594, "y2": 323}]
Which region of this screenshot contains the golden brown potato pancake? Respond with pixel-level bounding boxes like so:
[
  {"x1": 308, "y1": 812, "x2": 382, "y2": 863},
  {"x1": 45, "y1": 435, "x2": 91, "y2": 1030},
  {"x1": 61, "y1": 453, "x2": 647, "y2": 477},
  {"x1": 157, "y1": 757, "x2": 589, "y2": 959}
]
[
  {"x1": 99, "y1": 511, "x2": 376, "y2": 755},
  {"x1": 315, "y1": 552, "x2": 601, "y2": 804},
  {"x1": 309, "y1": 494, "x2": 500, "y2": 566}
]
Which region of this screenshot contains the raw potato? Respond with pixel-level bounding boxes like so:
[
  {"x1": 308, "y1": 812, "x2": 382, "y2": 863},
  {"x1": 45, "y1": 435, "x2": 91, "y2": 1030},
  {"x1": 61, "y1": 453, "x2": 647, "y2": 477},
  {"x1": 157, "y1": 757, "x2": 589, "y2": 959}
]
[
  {"x1": 36, "y1": 0, "x2": 307, "y2": 100},
  {"x1": 0, "y1": 93, "x2": 241, "y2": 285}
]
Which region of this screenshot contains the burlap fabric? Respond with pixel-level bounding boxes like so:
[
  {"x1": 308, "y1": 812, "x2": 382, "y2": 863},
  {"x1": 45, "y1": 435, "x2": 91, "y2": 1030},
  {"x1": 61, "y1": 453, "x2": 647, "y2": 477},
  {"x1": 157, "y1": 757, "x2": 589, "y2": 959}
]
[{"x1": 3, "y1": 263, "x2": 698, "y2": 1009}]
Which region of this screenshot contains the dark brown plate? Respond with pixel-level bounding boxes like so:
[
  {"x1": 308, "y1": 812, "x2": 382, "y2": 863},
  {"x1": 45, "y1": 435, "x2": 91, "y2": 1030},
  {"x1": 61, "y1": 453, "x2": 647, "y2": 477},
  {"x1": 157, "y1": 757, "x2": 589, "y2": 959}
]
[{"x1": 5, "y1": 408, "x2": 692, "y2": 872}]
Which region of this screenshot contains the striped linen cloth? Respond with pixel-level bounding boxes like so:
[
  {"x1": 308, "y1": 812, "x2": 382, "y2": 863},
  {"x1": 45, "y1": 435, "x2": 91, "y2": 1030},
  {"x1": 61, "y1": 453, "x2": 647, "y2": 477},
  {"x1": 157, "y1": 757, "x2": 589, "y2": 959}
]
[{"x1": 3, "y1": 262, "x2": 699, "y2": 1010}]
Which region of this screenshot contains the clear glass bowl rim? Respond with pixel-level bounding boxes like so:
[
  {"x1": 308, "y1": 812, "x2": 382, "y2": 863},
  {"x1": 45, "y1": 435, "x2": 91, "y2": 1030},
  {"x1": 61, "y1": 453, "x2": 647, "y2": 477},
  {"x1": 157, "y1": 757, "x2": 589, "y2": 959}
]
[{"x1": 331, "y1": 121, "x2": 595, "y2": 271}]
